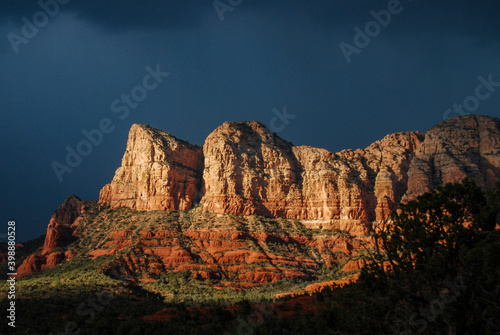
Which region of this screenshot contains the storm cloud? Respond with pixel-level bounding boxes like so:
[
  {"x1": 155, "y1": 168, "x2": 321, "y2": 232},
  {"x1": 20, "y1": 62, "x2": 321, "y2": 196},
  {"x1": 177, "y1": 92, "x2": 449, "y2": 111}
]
[{"x1": 1, "y1": 0, "x2": 500, "y2": 241}]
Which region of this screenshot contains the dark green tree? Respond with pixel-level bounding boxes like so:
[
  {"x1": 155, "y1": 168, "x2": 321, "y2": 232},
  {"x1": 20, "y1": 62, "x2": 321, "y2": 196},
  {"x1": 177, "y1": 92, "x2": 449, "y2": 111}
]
[
  {"x1": 364, "y1": 179, "x2": 498, "y2": 279},
  {"x1": 361, "y1": 178, "x2": 500, "y2": 334}
]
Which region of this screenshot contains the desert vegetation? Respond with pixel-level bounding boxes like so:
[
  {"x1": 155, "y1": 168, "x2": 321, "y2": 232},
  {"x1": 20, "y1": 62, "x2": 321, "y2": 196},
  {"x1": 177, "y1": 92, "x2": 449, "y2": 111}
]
[{"x1": 1, "y1": 179, "x2": 499, "y2": 334}]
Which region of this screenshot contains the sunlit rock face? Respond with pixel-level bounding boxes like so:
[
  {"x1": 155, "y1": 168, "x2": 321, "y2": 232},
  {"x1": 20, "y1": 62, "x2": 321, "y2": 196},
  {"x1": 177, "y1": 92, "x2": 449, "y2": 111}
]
[
  {"x1": 404, "y1": 115, "x2": 500, "y2": 201},
  {"x1": 99, "y1": 124, "x2": 204, "y2": 211},
  {"x1": 17, "y1": 115, "x2": 500, "y2": 279},
  {"x1": 201, "y1": 121, "x2": 423, "y2": 235},
  {"x1": 18, "y1": 195, "x2": 94, "y2": 277},
  {"x1": 98, "y1": 115, "x2": 500, "y2": 235}
]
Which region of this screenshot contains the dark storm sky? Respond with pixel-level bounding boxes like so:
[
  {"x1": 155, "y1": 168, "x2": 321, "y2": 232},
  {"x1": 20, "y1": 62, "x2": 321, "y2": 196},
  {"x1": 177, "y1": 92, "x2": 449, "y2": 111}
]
[{"x1": 2, "y1": 1, "x2": 500, "y2": 242}]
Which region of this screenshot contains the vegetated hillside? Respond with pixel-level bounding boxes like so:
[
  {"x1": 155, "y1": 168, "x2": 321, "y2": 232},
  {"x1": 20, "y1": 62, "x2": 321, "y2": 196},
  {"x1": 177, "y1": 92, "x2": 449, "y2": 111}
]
[
  {"x1": 16, "y1": 115, "x2": 500, "y2": 281},
  {"x1": 2, "y1": 115, "x2": 500, "y2": 334},
  {"x1": 1, "y1": 202, "x2": 366, "y2": 335},
  {"x1": 19, "y1": 200, "x2": 365, "y2": 293},
  {"x1": 3, "y1": 179, "x2": 498, "y2": 335}
]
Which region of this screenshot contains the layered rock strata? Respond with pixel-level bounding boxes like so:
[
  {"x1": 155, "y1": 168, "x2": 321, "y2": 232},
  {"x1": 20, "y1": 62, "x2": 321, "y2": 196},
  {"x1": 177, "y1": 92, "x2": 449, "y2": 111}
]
[
  {"x1": 98, "y1": 116, "x2": 500, "y2": 236},
  {"x1": 99, "y1": 124, "x2": 203, "y2": 211},
  {"x1": 17, "y1": 195, "x2": 94, "y2": 277},
  {"x1": 16, "y1": 115, "x2": 500, "y2": 279}
]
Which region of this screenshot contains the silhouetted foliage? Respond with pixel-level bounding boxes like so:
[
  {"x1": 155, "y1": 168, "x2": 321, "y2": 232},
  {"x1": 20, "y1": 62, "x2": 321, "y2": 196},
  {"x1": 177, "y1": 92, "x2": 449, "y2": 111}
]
[
  {"x1": 2, "y1": 179, "x2": 499, "y2": 334},
  {"x1": 359, "y1": 178, "x2": 500, "y2": 334}
]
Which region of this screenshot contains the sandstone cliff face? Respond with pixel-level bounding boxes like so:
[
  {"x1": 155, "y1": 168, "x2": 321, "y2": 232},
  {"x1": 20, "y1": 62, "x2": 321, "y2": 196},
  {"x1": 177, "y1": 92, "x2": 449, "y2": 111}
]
[
  {"x1": 201, "y1": 121, "x2": 423, "y2": 235},
  {"x1": 201, "y1": 121, "x2": 301, "y2": 217},
  {"x1": 98, "y1": 116, "x2": 500, "y2": 236},
  {"x1": 404, "y1": 115, "x2": 500, "y2": 201},
  {"x1": 99, "y1": 124, "x2": 203, "y2": 211},
  {"x1": 19, "y1": 115, "x2": 500, "y2": 281},
  {"x1": 296, "y1": 131, "x2": 423, "y2": 231},
  {"x1": 42, "y1": 195, "x2": 90, "y2": 255},
  {"x1": 17, "y1": 195, "x2": 93, "y2": 277}
]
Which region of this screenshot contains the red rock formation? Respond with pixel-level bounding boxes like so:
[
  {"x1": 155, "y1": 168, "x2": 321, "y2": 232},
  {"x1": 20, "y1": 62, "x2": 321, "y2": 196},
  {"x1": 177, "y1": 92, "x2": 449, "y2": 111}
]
[
  {"x1": 201, "y1": 121, "x2": 424, "y2": 235},
  {"x1": 17, "y1": 255, "x2": 46, "y2": 277},
  {"x1": 99, "y1": 124, "x2": 203, "y2": 211},
  {"x1": 42, "y1": 195, "x2": 90, "y2": 255},
  {"x1": 21, "y1": 115, "x2": 500, "y2": 283},
  {"x1": 97, "y1": 116, "x2": 500, "y2": 237},
  {"x1": 201, "y1": 121, "x2": 301, "y2": 217},
  {"x1": 94, "y1": 223, "x2": 348, "y2": 288},
  {"x1": 273, "y1": 273, "x2": 361, "y2": 299},
  {"x1": 17, "y1": 195, "x2": 94, "y2": 277},
  {"x1": 404, "y1": 115, "x2": 500, "y2": 201}
]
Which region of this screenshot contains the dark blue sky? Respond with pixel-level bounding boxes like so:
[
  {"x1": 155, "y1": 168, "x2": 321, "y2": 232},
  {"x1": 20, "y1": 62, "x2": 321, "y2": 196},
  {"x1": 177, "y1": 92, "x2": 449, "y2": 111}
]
[{"x1": 2, "y1": 1, "x2": 500, "y2": 242}]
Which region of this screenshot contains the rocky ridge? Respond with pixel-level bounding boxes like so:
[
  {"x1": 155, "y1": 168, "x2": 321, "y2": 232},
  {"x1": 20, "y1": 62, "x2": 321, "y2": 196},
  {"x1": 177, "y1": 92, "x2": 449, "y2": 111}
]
[
  {"x1": 99, "y1": 124, "x2": 203, "y2": 211},
  {"x1": 100, "y1": 115, "x2": 500, "y2": 235},
  {"x1": 17, "y1": 195, "x2": 95, "y2": 277},
  {"x1": 15, "y1": 115, "x2": 500, "y2": 282}
]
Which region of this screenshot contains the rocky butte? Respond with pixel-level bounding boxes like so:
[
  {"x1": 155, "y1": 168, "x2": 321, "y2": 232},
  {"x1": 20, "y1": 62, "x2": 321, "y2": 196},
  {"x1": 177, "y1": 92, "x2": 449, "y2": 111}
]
[
  {"x1": 100, "y1": 115, "x2": 500, "y2": 234},
  {"x1": 16, "y1": 115, "x2": 500, "y2": 282}
]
